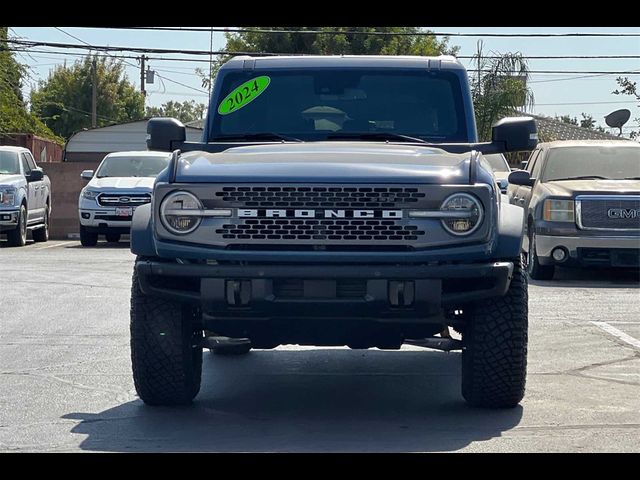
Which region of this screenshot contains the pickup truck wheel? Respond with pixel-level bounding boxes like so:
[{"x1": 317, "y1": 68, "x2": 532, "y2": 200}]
[
  {"x1": 526, "y1": 231, "x2": 555, "y2": 280},
  {"x1": 32, "y1": 207, "x2": 49, "y2": 243},
  {"x1": 461, "y1": 256, "x2": 528, "y2": 408},
  {"x1": 79, "y1": 225, "x2": 98, "y2": 247},
  {"x1": 130, "y1": 268, "x2": 203, "y2": 406},
  {"x1": 6, "y1": 205, "x2": 27, "y2": 247}
]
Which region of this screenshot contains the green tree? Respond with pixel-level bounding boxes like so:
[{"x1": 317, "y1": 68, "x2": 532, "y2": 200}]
[
  {"x1": 557, "y1": 114, "x2": 578, "y2": 126},
  {"x1": 557, "y1": 113, "x2": 606, "y2": 133},
  {"x1": 197, "y1": 27, "x2": 459, "y2": 90},
  {"x1": 30, "y1": 55, "x2": 145, "y2": 139},
  {"x1": 0, "y1": 27, "x2": 61, "y2": 143},
  {"x1": 613, "y1": 77, "x2": 639, "y2": 139},
  {"x1": 471, "y1": 43, "x2": 534, "y2": 142},
  {"x1": 146, "y1": 100, "x2": 207, "y2": 123}
]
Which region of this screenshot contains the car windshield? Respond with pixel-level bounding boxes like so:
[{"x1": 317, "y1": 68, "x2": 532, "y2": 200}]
[
  {"x1": 542, "y1": 146, "x2": 640, "y2": 182},
  {"x1": 210, "y1": 69, "x2": 468, "y2": 143},
  {"x1": 483, "y1": 153, "x2": 510, "y2": 172},
  {"x1": 0, "y1": 151, "x2": 20, "y2": 175},
  {"x1": 96, "y1": 155, "x2": 170, "y2": 178}
]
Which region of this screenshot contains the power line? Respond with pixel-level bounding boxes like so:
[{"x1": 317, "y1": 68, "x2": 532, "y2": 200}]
[
  {"x1": 153, "y1": 73, "x2": 208, "y2": 94},
  {"x1": 4, "y1": 42, "x2": 640, "y2": 76},
  {"x1": 98, "y1": 27, "x2": 640, "y2": 38},
  {"x1": 534, "y1": 100, "x2": 638, "y2": 106},
  {"x1": 6, "y1": 39, "x2": 640, "y2": 65}
]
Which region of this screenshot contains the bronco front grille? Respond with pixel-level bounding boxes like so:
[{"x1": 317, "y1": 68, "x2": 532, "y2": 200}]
[
  {"x1": 214, "y1": 186, "x2": 425, "y2": 208},
  {"x1": 215, "y1": 218, "x2": 424, "y2": 242},
  {"x1": 577, "y1": 195, "x2": 640, "y2": 231}
]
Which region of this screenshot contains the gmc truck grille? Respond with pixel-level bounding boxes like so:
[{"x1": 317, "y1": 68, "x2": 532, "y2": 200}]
[
  {"x1": 97, "y1": 193, "x2": 151, "y2": 207},
  {"x1": 577, "y1": 195, "x2": 640, "y2": 231}
]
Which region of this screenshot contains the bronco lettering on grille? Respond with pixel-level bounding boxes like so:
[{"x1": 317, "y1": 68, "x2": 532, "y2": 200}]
[{"x1": 238, "y1": 209, "x2": 403, "y2": 219}]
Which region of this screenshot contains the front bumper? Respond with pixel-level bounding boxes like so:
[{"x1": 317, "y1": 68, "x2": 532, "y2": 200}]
[
  {"x1": 536, "y1": 234, "x2": 640, "y2": 267},
  {"x1": 135, "y1": 259, "x2": 514, "y2": 320},
  {"x1": 0, "y1": 209, "x2": 19, "y2": 231},
  {"x1": 79, "y1": 208, "x2": 134, "y2": 229}
]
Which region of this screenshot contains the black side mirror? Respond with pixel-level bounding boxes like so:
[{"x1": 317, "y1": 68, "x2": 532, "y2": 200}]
[
  {"x1": 492, "y1": 117, "x2": 538, "y2": 152},
  {"x1": 146, "y1": 118, "x2": 186, "y2": 152},
  {"x1": 28, "y1": 168, "x2": 44, "y2": 182},
  {"x1": 508, "y1": 170, "x2": 535, "y2": 187}
]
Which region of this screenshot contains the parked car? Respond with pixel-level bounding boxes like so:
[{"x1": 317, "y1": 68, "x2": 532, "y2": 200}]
[
  {"x1": 130, "y1": 55, "x2": 538, "y2": 408},
  {"x1": 78, "y1": 151, "x2": 171, "y2": 246},
  {"x1": 0, "y1": 146, "x2": 51, "y2": 246},
  {"x1": 507, "y1": 140, "x2": 640, "y2": 280},
  {"x1": 483, "y1": 153, "x2": 512, "y2": 194}
]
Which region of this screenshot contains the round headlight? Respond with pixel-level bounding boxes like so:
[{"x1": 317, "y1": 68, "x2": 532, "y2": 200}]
[
  {"x1": 440, "y1": 193, "x2": 483, "y2": 236},
  {"x1": 160, "y1": 191, "x2": 203, "y2": 235}
]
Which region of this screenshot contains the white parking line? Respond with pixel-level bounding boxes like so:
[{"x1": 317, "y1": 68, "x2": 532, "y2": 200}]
[
  {"x1": 591, "y1": 322, "x2": 640, "y2": 350},
  {"x1": 33, "y1": 241, "x2": 74, "y2": 250}
]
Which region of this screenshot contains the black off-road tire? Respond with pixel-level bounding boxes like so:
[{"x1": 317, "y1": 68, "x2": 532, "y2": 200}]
[
  {"x1": 32, "y1": 207, "x2": 49, "y2": 243},
  {"x1": 130, "y1": 268, "x2": 203, "y2": 406},
  {"x1": 526, "y1": 230, "x2": 555, "y2": 281},
  {"x1": 79, "y1": 225, "x2": 98, "y2": 247},
  {"x1": 461, "y1": 256, "x2": 528, "y2": 408},
  {"x1": 106, "y1": 233, "x2": 121, "y2": 243},
  {"x1": 6, "y1": 204, "x2": 27, "y2": 247}
]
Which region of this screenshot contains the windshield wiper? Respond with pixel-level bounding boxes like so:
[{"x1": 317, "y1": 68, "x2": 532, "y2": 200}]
[
  {"x1": 326, "y1": 132, "x2": 429, "y2": 143},
  {"x1": 622, "y1": 176, "x2": 640, "y2": 180},
  {"x1": 552, "y1": 175, "x2": 610, "y2": 181},
  {"x1": 213, "y1": 133, "x2": 303, "y2": 142}
]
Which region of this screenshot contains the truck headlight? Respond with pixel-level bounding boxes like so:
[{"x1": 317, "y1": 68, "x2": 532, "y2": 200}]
[
  {"x1": 82, "y1": 189, "x2": 100, "y2": 200},
  {"x1": 439, "y1": 193, "x2": 483, "y2": 235},
  {"x1": 160, "y1": 191, "x2": 203, "y2": 234},
  {"x1": 0, "y1": 187, "x2": 16, "y2": 206},
  {"x1": 543, "y1": 199, "x2": 574, "y2": 222}
]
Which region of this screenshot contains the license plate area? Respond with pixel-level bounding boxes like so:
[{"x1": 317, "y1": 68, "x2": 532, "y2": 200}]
[{"x1": 116, "y1": 207, "x2": 133, "y2": 217}]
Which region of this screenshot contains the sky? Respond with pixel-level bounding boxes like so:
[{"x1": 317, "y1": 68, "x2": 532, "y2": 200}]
[{"x1": 9, "y1": 26, "x2": 640, "y2": 136}]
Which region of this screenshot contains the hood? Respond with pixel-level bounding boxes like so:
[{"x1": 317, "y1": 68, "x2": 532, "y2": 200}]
[
  {"x1": 492, "y1": 170, "x2": 511, "y2": 181},
  {"x1": 89, "y1": 176, "x2": 156, "y2": 190},
  {"x1": 542, "y1": 179, "x2": 640, "y2": 197},
  {"x1": 0, "y1": 174, "x2": 24, "y2": 186},
  {"x1": 176, "y1": 142, "x2": 472, "y2": 184}
]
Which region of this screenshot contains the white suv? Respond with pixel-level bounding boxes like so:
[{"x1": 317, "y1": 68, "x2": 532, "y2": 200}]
[{"x1": 78, "y1": 151, "x2": 170, "y2": 246}]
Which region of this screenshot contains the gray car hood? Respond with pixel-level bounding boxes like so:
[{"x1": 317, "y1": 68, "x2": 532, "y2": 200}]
[
  {"x1": 542, "y1": 179, "x2": 640, "y2": 196},
  {"x1": 0, "y1": 174, "x2": 24, "y2": 187},
  {"x1": 176, "y1": 142, "x2": 472, "y2": 184},
  {"x1": 89, "y1": 176, "x2": 156, "y2": 190}
]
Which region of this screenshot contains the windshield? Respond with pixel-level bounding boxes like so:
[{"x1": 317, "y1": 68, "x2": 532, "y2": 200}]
[
  {"x1": 542, "y1": 146, "x2": 640, "y2": 181},
  {"x1": 210, "y1": 69, "x2": 468, "y2": 142},
  {"x1": 0, "y1": 151, "x2": 20, "y2": 175},
  {"x1": 96, "y1": 155, "x2": 170, "y2": 178},
  {"x1": 483, "y1": 153, "x2": 510, "y2": 172}
]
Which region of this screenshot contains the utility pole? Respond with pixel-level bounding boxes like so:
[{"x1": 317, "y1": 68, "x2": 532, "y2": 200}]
[
  {"x1": 140, "y1": 55, "x2": 147, "y2": 97},
  {"x1": 91, "y1": 58, "x2": 97, "y2": 128}
]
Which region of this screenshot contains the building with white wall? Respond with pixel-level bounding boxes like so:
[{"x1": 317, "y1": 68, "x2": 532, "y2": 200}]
[{"x1": 64, "y1": 119, "x2": 203, "y2": 162}]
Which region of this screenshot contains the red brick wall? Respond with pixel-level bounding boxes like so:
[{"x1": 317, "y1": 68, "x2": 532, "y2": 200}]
[
  {"x1": 40, "y1": 161, "x2": 100, "y2": 239},
  {"x1": 0, "y1": 134, "x2": 63, "y2": 163}
]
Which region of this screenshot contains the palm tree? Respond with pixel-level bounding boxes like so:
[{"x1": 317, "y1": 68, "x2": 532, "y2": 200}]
[{"x1": 471, "y1": 41, "x2": 534, "y2": 142}]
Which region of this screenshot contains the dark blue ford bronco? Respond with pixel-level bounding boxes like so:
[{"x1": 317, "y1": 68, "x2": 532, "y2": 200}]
[{"x1": 131, "y1": 55, "x2": 537, "y2": 408}]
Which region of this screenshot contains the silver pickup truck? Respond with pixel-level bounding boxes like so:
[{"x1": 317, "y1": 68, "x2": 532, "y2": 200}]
[
  {"x1": 507, "y1": 140, "x2": 640, "y2": 279},
  {"x1": 0, "y1": 146, "x2": 51, "y2": 247},
  {"x1": 78, "y1": 151, "x2": 171, "y2": 246}
]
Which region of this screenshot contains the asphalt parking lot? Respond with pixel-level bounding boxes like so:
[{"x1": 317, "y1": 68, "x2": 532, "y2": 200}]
[{"x1": 1, "y1": 238, "x2": 639, "y2": 452}]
